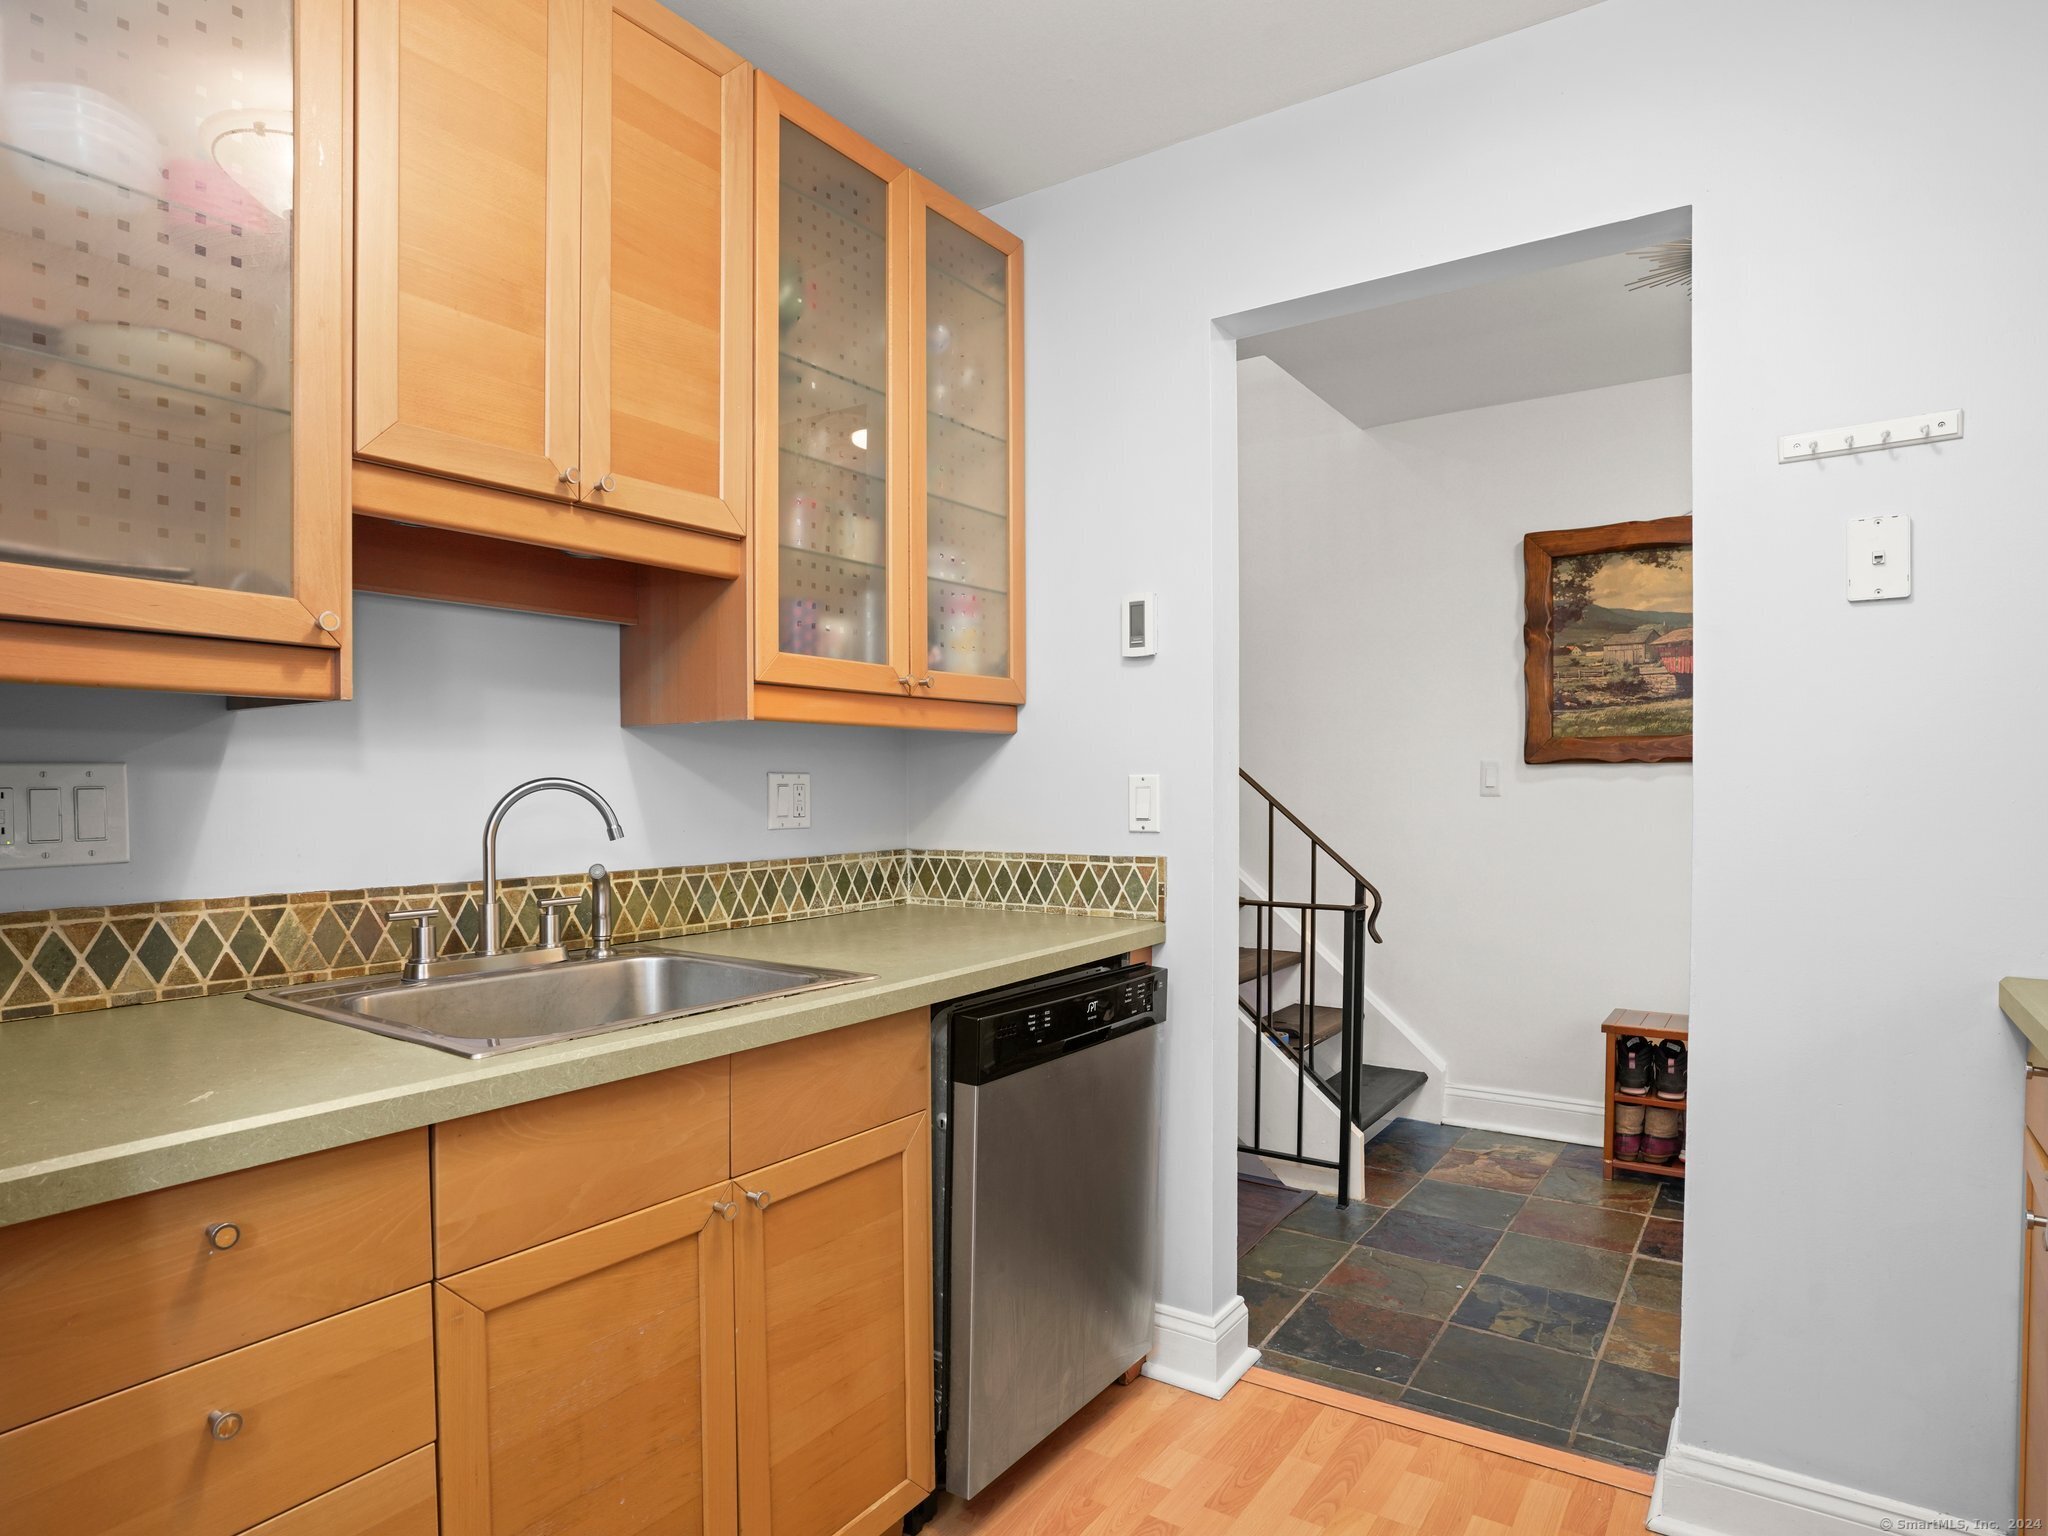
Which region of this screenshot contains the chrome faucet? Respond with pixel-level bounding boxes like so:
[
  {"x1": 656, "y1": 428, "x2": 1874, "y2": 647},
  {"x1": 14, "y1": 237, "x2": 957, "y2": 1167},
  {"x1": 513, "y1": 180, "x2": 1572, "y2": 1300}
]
[{"x1": 480, "y1": 778, "x2": 624, "y2": 956}]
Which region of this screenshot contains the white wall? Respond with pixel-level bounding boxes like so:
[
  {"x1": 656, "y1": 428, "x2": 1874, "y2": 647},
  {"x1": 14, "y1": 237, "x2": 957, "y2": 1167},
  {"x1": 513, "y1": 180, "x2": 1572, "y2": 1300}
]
[
  {"x1": 909, "y1": 0, "x2": 2048, "y2": 1518},
  {"x1": 1239, "y1": 361, "x2": 1692, "y2": 1131},
  {"x1": 0, "y1": 596, "x2": 911, "y2": 909}
]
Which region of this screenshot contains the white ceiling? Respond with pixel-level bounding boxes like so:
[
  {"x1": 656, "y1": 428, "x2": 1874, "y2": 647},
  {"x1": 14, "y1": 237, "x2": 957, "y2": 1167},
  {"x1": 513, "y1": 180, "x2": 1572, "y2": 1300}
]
[
  {"x1": 666, "y1": 0, "x2": 1609, "y2": 207},
  {"x1": 1239, "y1": 251, "x2": 1692, "y2": 430}
]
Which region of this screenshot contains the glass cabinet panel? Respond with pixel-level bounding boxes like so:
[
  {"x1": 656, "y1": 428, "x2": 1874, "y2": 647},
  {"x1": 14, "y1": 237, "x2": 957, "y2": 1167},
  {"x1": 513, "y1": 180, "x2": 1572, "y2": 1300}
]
[
  {"x1": 921, "y1": 208, "x2": 1012, "y2": 682},
  {"x1": 772, "y1": 120, "x2": 890, "y2": 667},
  {"x1": 0, "y1": 0, "x2": 296, "y2": 594}
]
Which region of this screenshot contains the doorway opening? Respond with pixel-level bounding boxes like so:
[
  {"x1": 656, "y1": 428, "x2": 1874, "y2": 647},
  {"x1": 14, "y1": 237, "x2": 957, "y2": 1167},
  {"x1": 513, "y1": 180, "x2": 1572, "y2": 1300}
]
[{"x1": 1226, "y1": 215, "x2": 1693, "y2": 1473}]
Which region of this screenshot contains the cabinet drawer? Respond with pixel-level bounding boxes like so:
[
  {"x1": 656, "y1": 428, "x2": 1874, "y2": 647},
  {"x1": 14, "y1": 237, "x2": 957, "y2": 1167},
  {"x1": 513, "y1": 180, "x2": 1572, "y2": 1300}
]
[
  {"x1": 246, "y1": 1446, "x2": 439, "y2": 1536},
  {"x1": 0, "y1": 1287, "x2": 436, "y2": 1535},
  {"x1": 0, "y1": 1130, "x2": 431, "y2": 1432},
  {"x1": 434, "y1": 1057, "x2": 730, "y2": 1273},
  {"x1": 731, "y1": 1008, "x2": 929, "y2": 1173}
]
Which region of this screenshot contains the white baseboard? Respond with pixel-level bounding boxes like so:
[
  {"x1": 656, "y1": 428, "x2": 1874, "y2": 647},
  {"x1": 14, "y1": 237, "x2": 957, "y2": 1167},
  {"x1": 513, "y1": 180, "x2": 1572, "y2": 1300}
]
[
  {"x1": 1651, "y1": 1436, "x2": 1978, "y2": 1535},
  {"x1": 1442, "y1": 1083, "x2": 1604, "y2": 1146},
  {"x1": 1144, "y1": 1296, "x2": 1258, "y2": 1400}
]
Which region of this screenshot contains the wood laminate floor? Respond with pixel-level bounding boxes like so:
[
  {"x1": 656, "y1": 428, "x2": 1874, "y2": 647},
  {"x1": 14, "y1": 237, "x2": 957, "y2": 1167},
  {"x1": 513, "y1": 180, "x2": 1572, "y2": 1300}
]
[{"x1": 930, "y1": 1367, "x2": 1653, "y2": 1534}]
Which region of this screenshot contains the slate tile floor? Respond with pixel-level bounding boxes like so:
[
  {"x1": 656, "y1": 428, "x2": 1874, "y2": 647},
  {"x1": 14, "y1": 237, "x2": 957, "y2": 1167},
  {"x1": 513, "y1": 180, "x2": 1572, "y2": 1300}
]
[{"x1": 1239, "y1": 1120, "x2": 1683, "y2": 1473}]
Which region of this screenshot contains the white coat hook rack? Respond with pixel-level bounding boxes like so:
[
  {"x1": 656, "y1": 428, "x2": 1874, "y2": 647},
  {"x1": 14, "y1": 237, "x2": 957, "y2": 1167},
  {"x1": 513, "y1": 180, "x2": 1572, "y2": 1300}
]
[{"x1": 1779, "y1": 409, "x2": 1962, "y2": 464}]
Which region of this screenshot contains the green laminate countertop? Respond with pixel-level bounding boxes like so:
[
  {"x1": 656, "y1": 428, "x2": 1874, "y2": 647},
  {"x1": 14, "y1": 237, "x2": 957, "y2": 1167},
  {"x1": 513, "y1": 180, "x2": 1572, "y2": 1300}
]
[
  {"x1": 0, "y1": 904, "x2": 1165, "y2": 1228},
  {"x1": 2002, "y1": 976, "x2": 2048, "y2": 1064}
]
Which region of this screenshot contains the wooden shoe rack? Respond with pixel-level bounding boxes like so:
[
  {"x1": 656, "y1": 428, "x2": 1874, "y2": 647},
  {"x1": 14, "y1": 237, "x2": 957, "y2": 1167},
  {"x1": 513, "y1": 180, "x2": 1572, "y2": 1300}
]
[{"x1": 1601, "y1": 1008, "x2": 1687, "y2": 1180}]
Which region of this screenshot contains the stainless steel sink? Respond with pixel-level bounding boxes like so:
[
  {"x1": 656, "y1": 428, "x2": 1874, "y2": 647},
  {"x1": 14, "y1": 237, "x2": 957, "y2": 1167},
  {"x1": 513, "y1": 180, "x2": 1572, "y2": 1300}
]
[{"x1": 254, "y1": 948, "x2": 873, "y2": 1058}]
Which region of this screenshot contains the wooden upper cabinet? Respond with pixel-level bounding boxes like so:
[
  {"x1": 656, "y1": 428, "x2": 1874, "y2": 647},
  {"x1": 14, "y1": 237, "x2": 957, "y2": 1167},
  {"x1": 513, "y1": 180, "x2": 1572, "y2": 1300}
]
[
  {"x1": 734, "y1": 1113, "x2": 933, "y2": 1536},
  {"x1": 437, "y1": 1182, "x2": 739, "y2": 1536},
  {"x1": 0, "y1": 0, "x2": 351, "y2": 698},
  {"x1": 908, "y1": 174, "x2": 1024, "y2": 705},
  {"x1": 355, "y1": 0, "x2": 581, "y2": 500},
  {"x1": 752, "y1": 75, "x2": 911, "y2": 697},
  {"x1": 355, "y1": 0, "x2": 749, "y2": 536},
  {"x1": 579, "y1": 0, "x2": 750, "y2": 536}
]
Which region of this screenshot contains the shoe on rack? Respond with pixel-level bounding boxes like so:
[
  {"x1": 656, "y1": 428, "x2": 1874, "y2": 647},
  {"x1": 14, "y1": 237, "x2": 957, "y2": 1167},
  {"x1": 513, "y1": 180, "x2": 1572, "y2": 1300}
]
[
  {"x1": 1614, "y1": 1103, "x2": 1645, "y2": 1161},
  {"x1": 1641, "y1": 1106, "x2": 1682, "y2": 1164},
  {"x1": 1653, "y1": 1039, "x2": 1688, "y2": 1100},
  {"x1": 1615, "y1": 1035, "x2": 1653, "y2": 1096}
]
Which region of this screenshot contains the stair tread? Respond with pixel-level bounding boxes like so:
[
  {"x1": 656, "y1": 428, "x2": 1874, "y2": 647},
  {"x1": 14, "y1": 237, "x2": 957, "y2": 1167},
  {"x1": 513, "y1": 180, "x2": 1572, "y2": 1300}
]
[
  {"x1": 1238, "y1": 947, "x2": 1304, "y2": 984},
  {"x1": 1315, "y1": 1063, "x2": 1430, "y2": 1129},
  {"x1": 1269, "y1": 1002, "x2": 1344, "y2": 1045}
]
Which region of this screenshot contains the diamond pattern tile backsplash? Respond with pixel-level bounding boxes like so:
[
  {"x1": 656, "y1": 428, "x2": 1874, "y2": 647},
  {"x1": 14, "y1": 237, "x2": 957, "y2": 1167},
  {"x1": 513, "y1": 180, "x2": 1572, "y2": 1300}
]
[{"x1": 0, "y1": 849, "x2": 1164, "y2": 1021}]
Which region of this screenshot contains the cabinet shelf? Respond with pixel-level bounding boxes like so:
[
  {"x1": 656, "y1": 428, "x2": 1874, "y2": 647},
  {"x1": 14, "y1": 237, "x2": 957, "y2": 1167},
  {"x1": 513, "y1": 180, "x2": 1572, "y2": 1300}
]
[
  {"x1": 927, "y1": 572, "x2": 1009, "y2": 600},
  {"x1": 928, "y1": 490, "x2": 1007, "y2": 522},
  {"x1": 0, "y1": 338, "x2": 288, "y2": 419}
]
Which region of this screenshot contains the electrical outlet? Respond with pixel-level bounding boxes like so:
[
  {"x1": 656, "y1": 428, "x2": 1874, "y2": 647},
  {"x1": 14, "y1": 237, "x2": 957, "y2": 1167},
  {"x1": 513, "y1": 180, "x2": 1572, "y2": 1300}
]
[{"x1": 767, "y1": 772, "x2": 811, "y2": 830}]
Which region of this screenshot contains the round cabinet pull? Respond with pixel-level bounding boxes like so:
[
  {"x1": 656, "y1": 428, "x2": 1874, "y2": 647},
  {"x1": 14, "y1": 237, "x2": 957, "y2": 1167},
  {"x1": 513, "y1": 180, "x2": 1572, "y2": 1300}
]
[
  {"x1": 598, "y1": 474, "x2": 618, "y2": 493},
  {"x1": 206, "y1": 1221, "x2": 241, "y2": 1252},
  {"x1": 208, "y1": 1410, "x2": 244, "y2": 1442},
  {"x1": 710, "y1": 1199, "x2": 736, "y2": 1223},
  {"x1": 915, "y1": 676, "x2": 935, "y2": 689},
  {"x1": 316, "y1": 610, "x2": 342, "y2": 634},
  {"x1": 558, "y1": 466, "x2": 580, "y2": 487},
  {"x1": 745, "y1": 1189, "x2": 771, "y2": 1209}
]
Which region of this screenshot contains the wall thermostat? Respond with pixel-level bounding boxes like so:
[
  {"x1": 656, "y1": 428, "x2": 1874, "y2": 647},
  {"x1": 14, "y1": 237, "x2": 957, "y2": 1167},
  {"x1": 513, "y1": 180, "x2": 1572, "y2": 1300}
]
[{"x1": 1121, "y1": 594, "x2": 1156, "y2": 657}]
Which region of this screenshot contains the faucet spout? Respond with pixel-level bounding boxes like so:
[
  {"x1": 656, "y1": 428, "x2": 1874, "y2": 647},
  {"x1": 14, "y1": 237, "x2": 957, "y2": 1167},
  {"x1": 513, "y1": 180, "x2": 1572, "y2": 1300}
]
[{"x1": 480, "y1": 777, "x2": 626, "y2": 955}]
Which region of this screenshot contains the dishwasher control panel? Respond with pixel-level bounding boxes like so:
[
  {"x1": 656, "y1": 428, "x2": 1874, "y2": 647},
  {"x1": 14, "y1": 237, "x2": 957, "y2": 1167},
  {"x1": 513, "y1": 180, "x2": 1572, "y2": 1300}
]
[{"x1": 952, "y1": 965, "x2": 1164, "y2": 1084}]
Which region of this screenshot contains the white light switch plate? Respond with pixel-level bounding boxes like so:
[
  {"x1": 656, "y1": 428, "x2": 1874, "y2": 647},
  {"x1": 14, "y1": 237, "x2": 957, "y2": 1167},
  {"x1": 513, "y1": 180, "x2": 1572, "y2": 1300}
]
[
  {"x1": 766, "y1": 772, "x2": 810, "y2": 829},
  {"x1": 0, "y1": 763, "x2": 130, "y2": 868},
  {"x1": 1128, "y1": 773, "x2": 1161, "y2": 833},
  {"x1": 1847, "y1": 514, "x2": 1911, "y2": 602}
]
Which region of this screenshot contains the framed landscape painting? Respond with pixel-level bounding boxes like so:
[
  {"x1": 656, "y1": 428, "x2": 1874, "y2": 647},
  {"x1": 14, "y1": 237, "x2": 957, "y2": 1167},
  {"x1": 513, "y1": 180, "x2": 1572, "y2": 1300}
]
[{"x1": 1523, "y1": 516, "x2": 1692, "y2": 763}]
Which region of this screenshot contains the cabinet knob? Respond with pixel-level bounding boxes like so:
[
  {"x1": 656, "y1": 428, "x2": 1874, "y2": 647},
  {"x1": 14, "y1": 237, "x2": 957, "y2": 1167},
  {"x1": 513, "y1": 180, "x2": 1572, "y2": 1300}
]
[
  {"x1": 208, "y1": 1410, "x2": 244, "y2": 1442},
  {"x1": 915, "y1": 676, "x2": 935, "y2": 689},
  {"x1": 597, "y1": 474, "x2": 617, "y2": 493},
  {"x1": 896, "y1": 676, "x2": 914, "y2": 692},
  {"x1": 2029, "y1": 1213, "x2": 2048, "y2": 1247},
  {"x1": 316, "y1": 610, "x2": 342, "y2": 634},
  {"x1": 2029, "y1": 1066, "x2": 2048, "y2": 1079},
  {"x1": 206, "y1": 1221, "x2": 241, "y2": 1252},
  {"x1": 559, "y1": 466, "x2": 580, "y2": 487},
  {"x1": 744, "y1": 1188, "x2": 771, "y2": 1210},
  {"x1": 710, "y1": 1199, "x2": 736, "y2": 1223}
]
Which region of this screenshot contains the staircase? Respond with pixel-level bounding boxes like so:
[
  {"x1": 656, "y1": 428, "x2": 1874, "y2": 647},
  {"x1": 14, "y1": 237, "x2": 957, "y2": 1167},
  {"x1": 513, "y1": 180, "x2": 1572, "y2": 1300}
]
[{"x1": 1239, "y1": 771, "x2": 1426, "y2": 1204}]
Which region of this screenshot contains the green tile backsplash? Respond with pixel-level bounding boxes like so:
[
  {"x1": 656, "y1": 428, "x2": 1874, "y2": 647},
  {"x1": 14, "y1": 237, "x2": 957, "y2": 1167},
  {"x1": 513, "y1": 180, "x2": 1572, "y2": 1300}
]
[{"x1": 0, "y1": 849, "x2": 1164, "y2": 1021}]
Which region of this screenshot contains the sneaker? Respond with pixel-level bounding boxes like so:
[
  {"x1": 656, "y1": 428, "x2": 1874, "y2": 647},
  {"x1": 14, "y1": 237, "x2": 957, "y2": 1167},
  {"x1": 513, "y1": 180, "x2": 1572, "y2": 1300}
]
[
  {"x1": 1614, "y1": 1103, "x2": 1645, "y2": 1161},
  {"x1": 1615, "y1": 1035, "x2": 1653, "y2": 1095},
  {"x1": 1641, "y1": 1106, "x2": 1682, "y2": 1164},
  {"x1": 1653, "y1": 1039, "x2": 1688, "y2": 1100}
]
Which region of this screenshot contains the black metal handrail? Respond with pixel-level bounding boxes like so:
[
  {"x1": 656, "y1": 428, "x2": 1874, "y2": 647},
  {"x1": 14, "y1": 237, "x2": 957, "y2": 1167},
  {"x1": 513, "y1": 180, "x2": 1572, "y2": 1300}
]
[{"x1": 1239, "y1": 770, "x2": 1385, "y2": 1207}]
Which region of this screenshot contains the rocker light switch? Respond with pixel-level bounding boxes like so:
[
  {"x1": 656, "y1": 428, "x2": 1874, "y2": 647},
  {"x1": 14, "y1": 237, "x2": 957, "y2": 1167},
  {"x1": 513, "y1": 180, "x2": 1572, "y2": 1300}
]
[
  {"x1": 0, "y1": 764, "x2": 130, "y2": 868},
  {"x1": 1128, "y1": 774, "x2": 1162, "y2": 833}
]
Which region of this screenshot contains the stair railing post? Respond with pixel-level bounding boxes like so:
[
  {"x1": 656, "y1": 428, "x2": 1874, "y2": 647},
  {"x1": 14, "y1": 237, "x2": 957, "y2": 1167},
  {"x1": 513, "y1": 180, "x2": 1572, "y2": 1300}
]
[{"x1": 1337, "y1": 880, "x2": 1365, "y2": 1208}]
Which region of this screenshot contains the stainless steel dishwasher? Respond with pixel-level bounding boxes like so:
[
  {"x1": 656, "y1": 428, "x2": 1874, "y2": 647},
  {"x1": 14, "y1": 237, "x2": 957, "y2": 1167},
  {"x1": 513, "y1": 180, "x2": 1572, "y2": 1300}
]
[{"x1": 928, "y1": 960, "x2": 1165, "y2": 1510}]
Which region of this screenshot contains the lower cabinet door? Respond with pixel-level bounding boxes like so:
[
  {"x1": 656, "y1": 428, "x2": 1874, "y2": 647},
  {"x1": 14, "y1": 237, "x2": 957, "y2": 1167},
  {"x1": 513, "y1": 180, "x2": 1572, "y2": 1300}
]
[
  {"x1": 734, "y1": 1113, "x2": 933, "y2": 1536},
  {"x1": 435, "y1": 1182, "x2": 739, "y2": 1536}
]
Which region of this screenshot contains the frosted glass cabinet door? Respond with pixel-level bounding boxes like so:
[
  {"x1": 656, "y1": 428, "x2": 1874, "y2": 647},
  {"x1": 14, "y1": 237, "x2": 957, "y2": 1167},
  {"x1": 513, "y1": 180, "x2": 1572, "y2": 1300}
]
[
  {"x1": 0, "y1": 0, "x2": 349, "y2": 660},
  {"x1": 910, "y1": 176, "x2": 1023, "y2": 704},
  {"x1": 753, "y1": 76, "x2": 908, "y2": 695}
]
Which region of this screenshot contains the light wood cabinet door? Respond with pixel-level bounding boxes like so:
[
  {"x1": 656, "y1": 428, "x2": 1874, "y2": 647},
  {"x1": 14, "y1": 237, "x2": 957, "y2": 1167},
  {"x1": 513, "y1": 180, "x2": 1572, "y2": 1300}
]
[
  {"x1": 907, "y1": 174, "x2": 1025, "y2": 706},
  {"x1": 2026, "y1": 1131, "x2": 2048, "y2": 1522},
  {"x1": 578, "y1": 0, "x2": 750, "y2": 536},
  {"x1": 356, "y1": 0, "x2": 582, "y2": 500},
  {"x1": 752, "y1": 74, "x2": 913, "y2": 699},
  {"x1": 437, "y1": 1181, "x2": 738, "y2": 1536},
  {"x1": 0, "y1": 0, "x2": 350, "y2": 695},
  {"x1": 734, "y1": 1113, "x2": 933, "y2": 1536}
]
